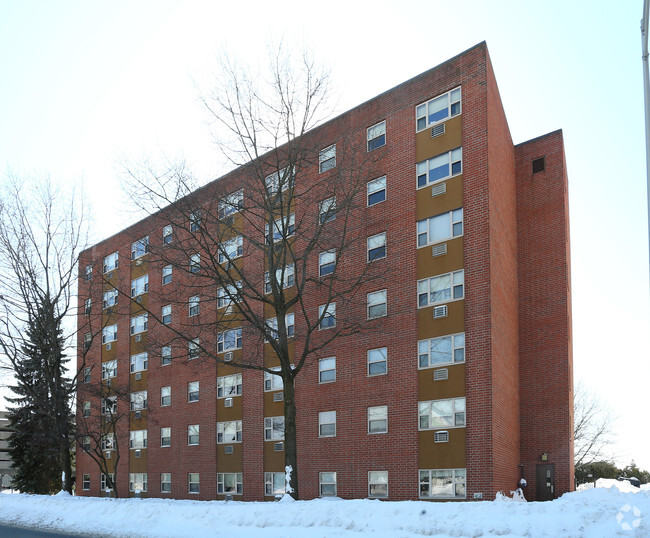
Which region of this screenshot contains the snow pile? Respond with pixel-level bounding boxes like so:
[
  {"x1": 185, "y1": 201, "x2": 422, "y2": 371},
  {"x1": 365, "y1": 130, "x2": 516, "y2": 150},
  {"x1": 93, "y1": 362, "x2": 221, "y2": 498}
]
[
  {"x1": 596, "y1": 478, "x2": 641, "y2": 493},
  {"x1": 0, "y1": 487, "x2": 647, "y2": 537}
]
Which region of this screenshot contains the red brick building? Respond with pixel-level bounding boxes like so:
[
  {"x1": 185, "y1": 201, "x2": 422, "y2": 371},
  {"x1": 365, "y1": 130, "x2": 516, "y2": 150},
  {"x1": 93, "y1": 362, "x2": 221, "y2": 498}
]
[{"x1": 76, "y1": 42, "x2": 573, "y2": 502}]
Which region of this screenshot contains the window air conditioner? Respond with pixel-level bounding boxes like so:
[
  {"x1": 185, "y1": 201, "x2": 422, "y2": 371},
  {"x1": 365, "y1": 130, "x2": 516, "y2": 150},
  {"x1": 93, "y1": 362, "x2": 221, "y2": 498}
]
[
  {"x1": 433, "y1": 368, "x2": 449, "y2": 381},
  {"x1": 134, "y1": 411, "x2": 142, "y2": 419},
  {"x1": 135, "y1": 449, "x2": 141, "y2": 458},
  {"x1": 105, "y1": 451, "x2": 111, "y2": 459},
  {"x1": 135, "y1": 372, "x2": 142, "y2": 381},
  {"x1": 225, "y1": 305, "x2": 234, "y2": 315},
  {"x1": 274, "y1": 442, "x2": 284, "y2": 452},
  {"x1": 106, "y1": 343, "x2": 112, "y2": 350},
  {"x1": 224, "y1": 398, "x2": 233, "y2": 408},
  {"x1": 434, "y1": 431, "x2": 449, "y2": 443},
  {"x1": 273, "y1": 392, "x2": 283, "y2": 402},
  {"x1": 432, "y1": 243, "x2": 448, "y2": 257},
  {"x1": 224, "y1": 352, "x2": 233, "y2": 362},
  {"x1": 431, "y1": 182, "x2": 447, "y2": 198},
  {"x1": 431, "y1": 123, "x2": 446, "y2": 138},
  {"x1": 135, "y1": 334, "x2": 142, "y2": 342},
  {"x1": 224, "y1": 445, "x2": 234, "y2": 454},
  {"x1": 433, "y1": 305, "x2": 448, "y2": 319}
]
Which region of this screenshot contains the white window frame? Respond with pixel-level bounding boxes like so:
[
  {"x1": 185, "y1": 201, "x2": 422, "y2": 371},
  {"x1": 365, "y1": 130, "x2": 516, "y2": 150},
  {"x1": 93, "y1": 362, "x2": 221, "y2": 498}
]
[
  {"x1": 217, "y1": 420, "x2": 242, "y2": 443},
  {"x1": 318, "y1": 357, "x2": 336, "y2": 383},
  {"x1": 367, "y1": 290, "x2": 387, "y2": 319},
  {"x1": 131, "y1": 236, "x2": 149, "y2": 260},
  {"x1": 217, "y1": 282, "x2": 241, "y2": 308},
  {"x1": 368, "y1": 347, "x2": 387, "y2": 376},
  {"x1": 367, "y1": 176, "x2": 386, "y2": 206},
  {"x1": 264, "y1": 265, "x2": 295, "y2": 294},
  {"x1": 188, "y1": 338, "x2": 200, "y2": 360},
  {"x1": 265, "y1": 167, "x2": 294, "y2": 195},
  {"x1": 265, "y1": 313, "x2": 295, "y2": 341},
  {"x1": 419, "y1": 468, "x2": 466, "y2": 499},
  {"x1": 264, "y1": 416, "x2": 284, "y2": 441},
  {"x1": 162, "y1": 225, "x2": 172, "y2": 244},
  {"x1": 416, "y1": 147, "x2": 463, "y2": 189},
  {"x1": 102, "y1": 289, "x2": 118, "y2": 309},
  {"x1": 190, "y1": 210, "x2": 201, "y2": 232},
  {"x1": 130, "y1": 314, "x2": 148, "y2": 335},
  {"x1": 318, "y1": 410, "x2": 336, "y2": 437},
  {"x1": 161, "y1": 345, "x2": 172, "y2": 365},
  {"x1": 266, "y1": 214, "x2": 295, "y2": 244},
  {"x1": 318, "y1": 250, "x2": 336, "y2": 276},
  {"x1": 160, "y1": 386, "x2": 171, "y2": 407},
  {"x1": 217, "y1": 328, "x2": 242, "y2": 352},
  {"x1": 130, "y1": 352, "x2": 148, "y2": 373},
  {"x1": 319, "y1": 197, "x2": 336, "y2": 224},
  {"x1": 416, "y1": 87, "x2": 461, "y2": 131},
  {"x1": 84, "y1": 298, "x2": 92, "y2": 315},
  {"x1": 318, "y1": 303, "x2": 336, "y2": 329},
  {"x1": 131, "y1": 274, "x2": 149, "y2": 298},
  {"x1": 219, "y1": 236, "x2": 243, "y2": 263},
  {"x1": 188, "y1": 473, "x2": 200, "y2": 494},
  {"x1": 319, "y1": 144, "x2": 336, "y2": 173},
  {"x1": 189, "y1": 253, "x2": 200, "y2": 273},
  {"x1": 418, "y1": 333, "x2": 466, "y2": 368},
  {"x1": 101, "y1": 396, "x2": 117, "y2": 415},
  {"x1": 82, "y1": 474, "x2": 90, "y2": 491},
  {"x1": 101, "y1": 360, "x2": 117, "y2": 380},
  {"x1": 103, "y1": 252, "x2": 118, "y2": 274},
  {"x1": 417, "y1": 209, "x2": 463, "y2": 248},
  {"x1": 188, "y1": 381, "x2": 199, "y2": 402},
  {"x1": 82, "y1": 401, "x2": 91, "y2": 418},
  {"x1": 264, "y1": 368, "x2": 283, "y2": 392},
  {"x1": 217, "y1": 373, "x2": 242, "y2": 398},
  {"x1": 101, "y1": 473, "x2": 115, "y2": 492},
  {"x1": 367, "y1": 233, "x2": 386, "y2": 262},
  {"x1": 129, "y1": 473, "x2": 148, "y2": 493},
  {"x1": 129, "y1": 429, "x2": 147, "y2": 449},
  {"x1": 219, "y1": 189, "x2": 244, "y2": 218},
  {"x1": 367, "y1": 120, "x2": 386, "y2": 151},
  {"x1": 84, "y1": 265, "x2": 92, "y2": 281},
  {"x1": 264, "y1": 472, "x2": 286, "y2": 496},
  {"x1": 161, "y1": 473, "x2": 171, "y2": 493},
  {"x1": 368, "y1": 470, "x2": 388, "y2": 498},
  {"x1": 160, "y1": 427, "x2": 171, "y2": 447},
  {"x1": 101, "y1": 433, "x2": 115, "y2": 451},
  {"x1": 102, "y1": 324, "x2": 117, "y2": 344},
  {"x1": 187, "y1": 424, "x2": 199, "y2": 446},
  {"x1": 418, "y1": 397, "x2": 466, "y2": 430},
  {"x1": 368, "y1": 405, "x2": 388, "y2": 434},
  {"x1": 130, "y1": 391, "x2": 147, "y2": 411},
  {"x1": 217, "y1": 473, "x2": 243, "y2": 495},
  {"x1": 319, "y1": 472, "x2": 337, "y2": 496},
  {"x1": 162, "y1": 265, "x2": 172, "y2": 285},
  {"x1": 83, "y1": 366, "x2": 91, "y2": 383},
  {"x1": 417, "y1": 270, "x2": 464, "y2": 308},
  {"x1": 189, "y1": 295, "x2": 200, "y2": 317},
  {"x1": 162, "y1": 305, "x2": 172, "y2": 325}
]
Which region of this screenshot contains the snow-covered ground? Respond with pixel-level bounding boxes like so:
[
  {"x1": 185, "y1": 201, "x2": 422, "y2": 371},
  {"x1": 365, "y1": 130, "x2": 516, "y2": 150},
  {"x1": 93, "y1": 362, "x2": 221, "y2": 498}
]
[{"x1": 0, "y1": 485, "x2": 648, "y2": 537}]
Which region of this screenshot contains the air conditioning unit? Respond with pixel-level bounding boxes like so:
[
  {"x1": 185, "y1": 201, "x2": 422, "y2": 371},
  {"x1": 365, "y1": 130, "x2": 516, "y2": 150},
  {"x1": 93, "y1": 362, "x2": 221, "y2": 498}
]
[
  {"x1": 106, "y1": 343, "x2": 112, "y2": 350},
  {"x1": 135, "y1": 334, "x2": 142, "y2": 342},
  {"x1": 224, "y1": 352, "x2": 233, "y2": 362},
  {"x1": 135, "y1": 372, "x2": 142, "y2": 381},
  {"x1": 224, "y1": 398, "x2": 233, "y2": 408},
  {"x1": 135, "y1": 449, "x2": 141, "y2": 458},
  {"x1": 105, "y1": 450, "x2": 111, "y2": 459},
  {"x1": 433, "y1": 368, "x2": 449, "y2": 381},
  {"x1": 135, "y1": 296, "x2": 143, "y2": 303},
  {"x1": 432, "y1": 243, "x2": 448, "y2": 257},
  {"x1": 433, "y1": 305, "x2": 448, "y2": 319},
  {"x1": 134, "y1": 411, "x2": 142, "y2": 419},
  {"x1": 431, "y1": 182, "x2": 447, "y2": 198},
  {"x1": 273, "y1": 392, "x2": 283, "y2": 402},
  {"x1": 434, "y1": 431, "x2": 449, "y2": 443},
  {"x1": 225, "y1": 305, "x2": 234, "y2": 315},
  {"x1": 135, "y1": 258, "x2": 143, "y2": 266},
  {"x1": 224, "y1": 445, "x2": 234, "y2": 454},
  {"x1": 274, "y1": 442, "x2": 284, "y2": 452},
  {"x1": 431, "y1": 123, "x2": 446, "y2": 138}
]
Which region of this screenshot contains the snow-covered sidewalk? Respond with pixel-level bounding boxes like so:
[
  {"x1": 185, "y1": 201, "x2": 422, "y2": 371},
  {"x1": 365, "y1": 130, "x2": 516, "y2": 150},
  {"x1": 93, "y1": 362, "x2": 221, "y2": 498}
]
[{"x1": 0, "y1": 486, "x2": 648, "y2": 537}]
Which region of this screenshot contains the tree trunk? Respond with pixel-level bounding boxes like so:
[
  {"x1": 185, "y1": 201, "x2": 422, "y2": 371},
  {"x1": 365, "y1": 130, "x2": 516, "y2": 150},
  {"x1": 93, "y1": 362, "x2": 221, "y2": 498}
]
[
  {"x1": 283, "y1": 375, "x2": 299, "y2": 499},
  {"x1": 60, "y1": 443, "x2": 72, "y2": 493}
]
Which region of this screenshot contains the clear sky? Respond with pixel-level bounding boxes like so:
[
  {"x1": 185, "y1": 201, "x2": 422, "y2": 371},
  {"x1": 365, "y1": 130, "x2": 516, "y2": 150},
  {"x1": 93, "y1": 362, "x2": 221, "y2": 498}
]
[{"x1": 0, "y1": 1, "x2": 648, "y2": 470}]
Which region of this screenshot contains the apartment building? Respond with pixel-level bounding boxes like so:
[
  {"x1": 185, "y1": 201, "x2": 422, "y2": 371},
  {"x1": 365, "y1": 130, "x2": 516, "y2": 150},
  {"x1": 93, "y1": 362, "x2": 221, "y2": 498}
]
[{"x1": 76, "y1": 42, "x2": 573, "y2": 502}]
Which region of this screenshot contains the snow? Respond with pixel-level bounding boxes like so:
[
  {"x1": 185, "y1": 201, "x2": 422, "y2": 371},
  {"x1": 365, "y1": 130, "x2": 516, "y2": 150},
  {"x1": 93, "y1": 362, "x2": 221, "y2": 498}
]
[{"x1": 0, "y1": 487, "x2": 648, "y2": 537}]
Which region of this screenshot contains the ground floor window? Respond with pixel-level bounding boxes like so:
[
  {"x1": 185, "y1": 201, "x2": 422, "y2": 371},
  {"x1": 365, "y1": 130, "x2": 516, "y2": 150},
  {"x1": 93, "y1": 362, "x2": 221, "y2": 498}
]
[
  {"x1": 188, "y1": 473, "x2": 200, "y2": 494},
  {"x1": 129, "y1": 473, "x2": 148, "y2": 492},
  {"x1": 82, "y1": 474, "x2": 90, "y2": 491},
  {"x1": 217, "y1": 473, "x2": 242, "y2": 495},
  {"x1": 368, "y1": 471, "x2": 388, "y2": 498},
  {"x1": 161, "y1": 473, "x2": 171, "y2": 493},
  {"x1": 264, "y1": 472, "x2": 286, "y2": 496},
  {"x1": 100, "y1": 473, "x2": 114, "y2": 492},
  {"x1": 419, "y1": 468, "x2": 465, "y2": 499},
  {"x1": 319, "y1": 472, "x2": 337, "y2": 496}
]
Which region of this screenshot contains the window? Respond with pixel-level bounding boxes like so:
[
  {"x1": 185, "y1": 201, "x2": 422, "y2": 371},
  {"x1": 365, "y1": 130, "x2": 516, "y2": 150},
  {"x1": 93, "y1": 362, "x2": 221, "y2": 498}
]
[
  {"x1": 130, "y1": 352, "x2": 148, "y2": 373},
  {"x1": 217, "y1": 329, "x2": 242, "y2": 352},
  {"x1": 131, "y1": 236, "x2": 149, "y2": 259},
  {"x1": 368, "y1": 347, "x2": 387, "y2": 376},
  {"x1": 187, "y1": 424, "x2": 199, "y2": 445},
  {"x1": 532, "y1": 156, "x2": 545, "y2": 174},
  {"x1": 319, "y1": 472, "x2": 336, "y2": 496},
  {"x1": 264, "y1": 417, "x2": 284, "y2": 441},
  {"x1": 130, "y1": 391, "x2": 147, "y2": 411},
  {"x1": 418, "y1": 270, "x2": 464, "y2": 307},
  {"x1": 265, "y1": 472, "x2": 285, "y2": 496},
  {"x1": 319, "y1": 197, "x2": 336, "y2": 224},
  {"x1": 82, "y1": 401, "x2": 91, "y2": 418},
  {"x1": 319, "y1": 144, "x2": 336, "y2": 172},
  {"x1": 264, "y1": 368, "x2": 283, "y2": 392},
  {"x1": 418, "y1": 397, "x2": 466, "y2": 429},
  {"x1": 417, "y1": 209, "x2": 463, "y2": 247},
  {"x1": 188, "y1": 473, "x2": 200, "y2": 494},
  {"x1": 162, "y1": 265, "x2": 172, "y2": 285},
  {"x1": 266, "y1": 214, "x2": 295, "y2": 243},
  {"x1": 102, "y1": 289, "x2": 118, "y2": 309},
  {"x1": 319, "y1": 411, "x2": 336, "y2": 437},
  {"x1": 219, "y1": 236, "x2": 243, "y2": 263},
  {"x1": 103, "y1": 252, "x2": 118, "y2": 274},
  {"x1": 162, "y1": 225, "x2": 173, "y2": 244},
  {"x1": 419, "y1": 469, "x2": 466, "y2": 499},
  {"x1": 101, "y1": 396, "x2": 117, "y2": 415},
  {"x1": 130, "y1": 429, "x2": 147, "y2": 449},
  {"x1": 417, "y1": 148, "x2": 462, "y2": 188},
  {"x1": 101, "y1": 434, "x2": 114, "y2": 450},
  {"x1": 264, "y1": 265, "x2": 294, "y2": 294},
  {"x1": 368, "y1": 405, "x2": 388, "y2": 434},
  {"x1": 319, "y1": 357, "x2": 336, "y2": 383},
  {"x1": 368, "y1": 471, "x2": 388, "y2": 498},
  {"x1": 367, "y1": 176, "x2": 386, "y2": 206},
  {"x1": 102, "y1": 324, "x2": 117, "y2": 344},
  {"x1": 131, "y1": 275, "x2": 149, "y2": 297},
  {"x1": 319, "y1": 250, "x2": 336, "y2": 276},
  {"x1": 161, "y1": 345, "x2": 171, "y2": 366},
  {"x1": 83, "y1": 367, "x2": 91, "y2": 383},
  {"x1": 162, "y1": 305, "x2": 172, "y2": 325},
  {"x1": 219, "y1": 189, "x2": 244, "y2": 218},
  {"x1": 217, "y1": 473, "x2": 242, "y2": 495},
  {"x1": 265, "y1": 167, "x2": 294, "y2": 195},
  {"x1": 217, "y1": 420, "x2": 242, "y2": 443},
  {"x1": 318, "y1": 303, "x2": 336, "y2": 329},
  {"x1": 367, "y1": 233, "x2": 386, "y2": 262},
  {"x1": 84, "y1": 298, "x2": 92, "y2": 315},
  {"x1": 84, "y1": 265, "x2": 92, "y2": 281},
  {"x1": 217, "y1": 373, "x2": 242, "y2": 398},
  {"x1": 189, "y1": 296, "x2": 200, "y2": 317},
  {"x1": 130, "y1": 314, "x2": 148, "y2": 335},
  {"x1": 217, "y1": 282, "x2": 241, "y2": 308},
  {"x1": 161, "y1": 473, "x2": 171, "y2": 493},
  {"x1": 190, "y1": 211, "x2": 201, "y2": 232},
  {"x1": 84, "y1": 332, "x2": 92, "y2": 350},
  {"x1": 265, "y1": 313, "x2": 295, "y2": 340},
  {"x1": 129, "y1": 473, "x2": 147, "y2": 492},
  {"x1": 416, "y1": 87, "x2": 461, "y2": 131},
  {"x1": 189, "y1": 253, "x2": 200, "y2": 273},
  {"x1": 367, "y1": 120, "x2": 386, "y2": 151},
  {"x1": 101, "y1": 473, "x2": 114, "y2": 492},
  {"x1": 418, "y1": 333, "x2": 465, "y2": 368},
  {"x1": 367, "y1": 290, "x2": 387, "y2": 319},
  {"x1": 160, "y1": 427, "x2": 171, "y2": 447},
  {"x1": 82, "y1": 436, "x2": 90, "y2": 452},
  {"x1": 102, "y1": 360, "x2": 117, "y2": 380},
  {"x1": 188, "y1": 338, "x2": 200, "y2": 359},
  {"x1": 82, "y1": 474, "x2": 90, "y2": 491},
  {"x1": 188, "y1": 381, "x2": 199, "y2": 402},
  {"x1": 160, "y1": 386, "x2": 171, "y2": 407}
]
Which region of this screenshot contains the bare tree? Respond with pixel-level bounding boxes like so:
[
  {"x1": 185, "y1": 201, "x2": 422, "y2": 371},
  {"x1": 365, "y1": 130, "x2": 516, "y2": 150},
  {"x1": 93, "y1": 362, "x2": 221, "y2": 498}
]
[
  {"x1": 120, "y1": 46, "x2": 388, "y2": 499},
  {"x1": 574, "y1": 381, "x2": 615, "y2": 466},
  {"x1": 0, "y1": 174, "x2": 88, "y2": 493}
]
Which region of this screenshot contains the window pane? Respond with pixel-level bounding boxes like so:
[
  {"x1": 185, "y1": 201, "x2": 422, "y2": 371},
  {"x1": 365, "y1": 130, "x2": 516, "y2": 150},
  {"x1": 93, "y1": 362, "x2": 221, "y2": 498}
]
[{"x1": 430, "y1": 337, "x2": 452, "y2": 364}]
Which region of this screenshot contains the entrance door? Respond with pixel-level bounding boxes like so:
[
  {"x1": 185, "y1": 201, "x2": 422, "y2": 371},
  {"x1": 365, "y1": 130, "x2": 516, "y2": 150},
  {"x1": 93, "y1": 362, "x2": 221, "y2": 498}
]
[{"x1": 536, "y1": 464, "x2": 555, "y2": 501}]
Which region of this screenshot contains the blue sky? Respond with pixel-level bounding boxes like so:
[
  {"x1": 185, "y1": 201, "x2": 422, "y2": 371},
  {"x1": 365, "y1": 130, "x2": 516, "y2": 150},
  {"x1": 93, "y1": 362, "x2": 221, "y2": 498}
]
[{"x1": 0, "y1": 1, "x2": 648, "y2": 470}]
